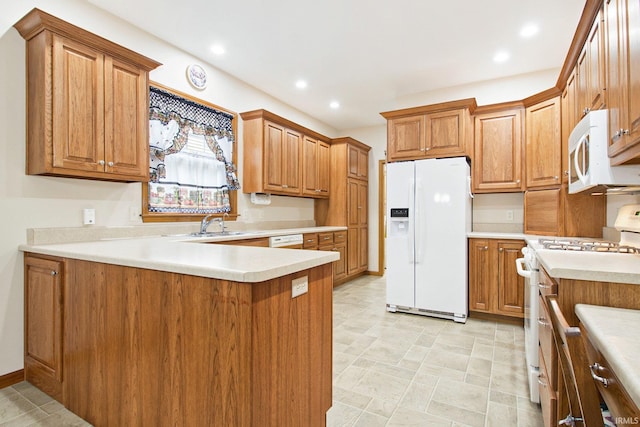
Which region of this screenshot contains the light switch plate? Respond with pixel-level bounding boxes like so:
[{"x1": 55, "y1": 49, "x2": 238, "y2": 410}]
[
  {"x1": 292, "y1": 276, "x2": 308, "y2": 298},
  {"x1": 83, "y1": 208, "x2": 95, "y2": 225}
]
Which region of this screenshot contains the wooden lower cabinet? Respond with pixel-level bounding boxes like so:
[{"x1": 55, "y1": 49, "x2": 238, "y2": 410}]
[
  {"x1": 24, "y1": 253, "x2": 333, "y2": 427},
  {"x1": 538, "y1": 265, "x2": 640, "y2": 427},
  {"x1": 24, "y1": 255, "x2": 64, "y2": 401},
  {"x1": 314, "y1": 231, "x2": 347, "y2": 285},
  {"x1": 468, "y1": 239, "x2": 525, "y2": 318}
]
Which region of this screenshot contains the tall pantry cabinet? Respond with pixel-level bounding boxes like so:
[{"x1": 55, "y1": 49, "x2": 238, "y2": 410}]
[{"x1": 315, "y1": 137, "x2": 371, "y2": 285}]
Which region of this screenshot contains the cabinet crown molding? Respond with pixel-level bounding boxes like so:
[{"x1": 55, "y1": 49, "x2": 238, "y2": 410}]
[
  {"x1": 240, "y1": 109, "x2": 331, "y2": 142},
  {"x1": 13, "y1": 8, "x2": 161, "y2": 71},
  {"x1": 330, "y1": 137, "x2": 371, "y2": 151},
  {"x1": 380, "y1": 97, "x2": 478, "y2": 119}
]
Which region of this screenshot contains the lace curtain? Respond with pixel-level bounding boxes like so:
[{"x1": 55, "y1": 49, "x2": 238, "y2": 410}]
[{"x1": 148, "y1": 86, "x2": 240, "y2": 214}]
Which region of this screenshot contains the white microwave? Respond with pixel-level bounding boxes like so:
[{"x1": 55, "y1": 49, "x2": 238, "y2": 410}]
[{"x1": 568, "y1": 110, "x2": 640, "y2": 194}]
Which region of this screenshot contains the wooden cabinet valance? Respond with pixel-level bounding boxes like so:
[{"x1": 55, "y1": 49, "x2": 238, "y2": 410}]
[
  {"x1": 14, "y1": 8, "x2": 161, "y2": 182},
  {"x1": 240, "y1": 109, "x2": 330, "y2": 198}
]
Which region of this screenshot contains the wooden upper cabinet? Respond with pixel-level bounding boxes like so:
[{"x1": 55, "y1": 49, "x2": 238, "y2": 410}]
[
  {"x1": 561, "y1": 70, "x2": 578, "y2": 184},
  {"x1": 14, "y1": 8, "x2": 161, "y2": 182},
  {"x1": 386, "y1": 115, "x2": 426, "y2": 160},
  {"x1": 472, "y1": 105, "x2": 524, "y2": 193},
  {"x1": 302, "y1": 136, "x2": 330, "y2": 197},
  {"x1": 241, "y1": 109, "x2": 331, "y2": 198},
  {"x1": 348, "y1": 144, "x2": 368, "y2": 180},
  {"x1": 525, "y1": 96, "x2": 562, "y2": 189},
  {"x1": 576, "y1": 8, "x2": 605, "y2": 119},
  {"x1": 382, "y1": 99, "x2": 475, "y2": 162},
  {"x1": 606, "y1": 0, "x2": 640, "y2": 164}
]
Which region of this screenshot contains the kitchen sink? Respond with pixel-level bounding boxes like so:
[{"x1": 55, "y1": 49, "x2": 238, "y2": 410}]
[{"x1": 165, "y1": 231, "x2": 248, "y2": 238}]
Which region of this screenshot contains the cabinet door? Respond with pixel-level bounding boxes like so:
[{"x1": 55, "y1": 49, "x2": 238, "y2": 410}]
[
  {"x1": 347, "y1": 227, "x2": 359, "y2": 275},
  {"x1": 524, "y1": 189, "x2": 562, "y2": 236},
  {"x1": 496, "y1": 241, "x2": 525, "y2": 316},
  {"x1": 525, "y1": 97, "x2": 562, "y2": 189},
  {"x1": 264, "y1": 122, "x2": 301, "y2": 194},
  {"x1": 576, "y1": 45, "x2": 589, "y2": 119},
  {"x1": 334, "y1": 242, "x2": 347, "y2": 282},
  {"x1": 358, "y1": 180, "x2": 368, "y2": 226},
  {"x1": 561, "y1": 70, "x2": 578, "y2": 184},
  {"x1": 387, "y1": 115, "x2": 425, "y2": 160},
  {"x1": 104, "y1": 57, "x2": 148, "y2": 179},
  {"x1": 587, "y1": 10, "x2": 605, "y2": 112},
  {"x1": 283, "y1": 129, "x2": 302, "y2": 194},
  {"x1": 473, "y1": 109, "x2": 523, "y2": 192},
  {"x1": 468, "y1": 239, "x2": 492, "y2": 312},
  {"x1": 52, "y1": 35, "x2": 105, "y2": 173},
  {"x1": 264, "y1": 121, "x2": 285, "y2": 192},
  {"x1": 608, "y1": 0, "x2": 640, "y2": 162},
  {"x1": 302, "y1": 136, "x2": 319, "y2": 196},
  {"x1": 317, "y1": 141, "x2": 331, "y2": 196},
  {"x1": 347, "y1": 180, "x2": 359, "y2": 228},
  {"x1": 358, "y1": 226, "x2": 368, "y2": 272},
  {"x1": 25, "y1": 255, "x2": 64, "y2": 400},
  {"x1": 425, "y1": 109, "x2": 467, "y2": 157}
]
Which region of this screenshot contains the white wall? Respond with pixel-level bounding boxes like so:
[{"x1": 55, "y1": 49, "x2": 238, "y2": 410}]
[{"x1": 0, "y1": 0, "x2": 339, "y2": 377}]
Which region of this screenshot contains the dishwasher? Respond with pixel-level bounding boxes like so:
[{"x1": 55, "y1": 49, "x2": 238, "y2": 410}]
[{"x1": 269, "y1": 234, "x2": 304, "y2": 249}]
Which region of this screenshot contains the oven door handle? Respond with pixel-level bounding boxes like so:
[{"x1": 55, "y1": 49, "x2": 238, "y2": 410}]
[
  {"x1": 573, "y1": 134, "x2": 588, "y2": 184},
  {"x1": 515, "y1": 258, "x2": 531, "y2": 278}
]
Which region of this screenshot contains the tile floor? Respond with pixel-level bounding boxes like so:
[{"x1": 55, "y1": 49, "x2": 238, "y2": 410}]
[{"x1": 0, "y1": 274, "x2": 543, "y2": 426}]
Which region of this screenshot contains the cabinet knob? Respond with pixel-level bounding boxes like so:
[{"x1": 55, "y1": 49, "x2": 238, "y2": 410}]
[
  {"x1": 498, "y1": 248, "x2": 503, "y2": 252},
  {"x1": 51, "y1": 271, "x2": 58, "y2": 276},
  {"x1": 623, "y1": 129, "x2": 630, "y2": 135},
  {"x1": 554, "y1": 176, "x2": 559, "y2": 181},
  {"x1": 563, "y1": 170, "x2": 569, "y2": 176},
  {"x1": 108, "y1": 161, "x2": 114, "y2": 167},
  {"x1": 282, "y1": 184, "x2": 288, "y2": 188},
  {"x1": 98, "y1": 160, "x2": 105, "y2": 166},
  {"x1": 425, "y1": 147, "x2": 431, "y2": 151},
  {"x1": 516, "y1": 179, "x2": 520, "y2": 184},
  {"x1": 483, "y1": 246, "x2": 488, "y2": 250},
  {"x1": 538, "y1": 282, "x2": 552, "y2": 289},
  {"x1": 537, "y1": 317, "x2": 549, "y2": 326}
]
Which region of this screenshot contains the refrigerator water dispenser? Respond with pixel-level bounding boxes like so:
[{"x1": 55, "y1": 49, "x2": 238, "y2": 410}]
[{"x1": 389, "y1": 208, "x2": 409, "y2": 236}]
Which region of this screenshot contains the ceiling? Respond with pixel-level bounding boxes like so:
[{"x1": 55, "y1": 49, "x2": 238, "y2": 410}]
[{"x1": 87, "y1": 0, "x2": 586, "y2": 131}]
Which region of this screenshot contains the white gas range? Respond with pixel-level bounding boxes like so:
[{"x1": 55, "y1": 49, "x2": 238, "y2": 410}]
[{"x1": 516, "y1": 203, "x2": 640, "y2": 403}]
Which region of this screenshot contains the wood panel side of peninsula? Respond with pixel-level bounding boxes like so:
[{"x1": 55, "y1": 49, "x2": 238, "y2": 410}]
[{"x1": 27, "y1": 254, "x2": 333, "y2": 427}]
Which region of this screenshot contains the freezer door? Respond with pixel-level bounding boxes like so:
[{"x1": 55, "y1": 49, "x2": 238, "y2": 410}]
[
  {"x1": 414, "y1": 157, "x2": 470, "y2": 317},
  {"x1": 385, "y1": 161, "x2": 415, "y2": 308}
]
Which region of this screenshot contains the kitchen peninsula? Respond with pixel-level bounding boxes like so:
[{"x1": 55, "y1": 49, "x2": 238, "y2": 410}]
[{"x1": 20, "y1": 230, "x2": 340, "y2": 426}]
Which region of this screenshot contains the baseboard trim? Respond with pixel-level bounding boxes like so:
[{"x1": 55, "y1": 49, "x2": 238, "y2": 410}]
[
  {"x1": 0, "y1": 369, "x2": 24, "y2": 389},
  {"x1": 366, "y1": 270, "x2": 383, "y2": 277}
]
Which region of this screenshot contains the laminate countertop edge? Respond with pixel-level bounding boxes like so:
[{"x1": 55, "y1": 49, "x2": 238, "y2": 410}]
[
  {"x1": 575, "y1": 304, "x2": 640, "y2": 409},
  {"x1": 19, "y1": 231, "x2": 342, "y2": 283}
]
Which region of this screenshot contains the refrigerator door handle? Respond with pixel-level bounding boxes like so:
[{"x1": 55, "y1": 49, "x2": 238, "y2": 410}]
[
  {"x1": 467, "y1": 176, "x2": 474, "y2": 199},
  {"x1": 409, "y1": 180, "x2": 415, "y2": 261},
  {"x1": 415, "y1": 179, "x2": 424, "y2": 263}
]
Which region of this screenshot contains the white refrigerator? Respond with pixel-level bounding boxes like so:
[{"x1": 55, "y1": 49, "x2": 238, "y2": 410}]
[{"x1": 386, "y1": 157, "x2": 472, "y2": 323}]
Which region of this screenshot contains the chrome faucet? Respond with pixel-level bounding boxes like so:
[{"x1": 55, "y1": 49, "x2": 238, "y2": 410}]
[
  {"x1": 200, "y1": 214, "x2": 216, "y2": 234},
  {"x1": 199, "y1": 212, "x2": 229, "y2": 234}
]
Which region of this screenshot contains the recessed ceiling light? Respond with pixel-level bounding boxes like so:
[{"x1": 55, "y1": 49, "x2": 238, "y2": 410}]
[
  {"x1": 330, "y1": 101, "x2": 340, "y2": 109},
  {"x1": 295, "y1": 80, "x2": 308, "y2": 89},
  {"x1": 493, "y1": 51, "x2": 510, "y2": 63},
  {"x1": 211, "y1": 44, "x2": 225, "y2": 55},
  {"x1": 520, "y1": 24, "x2": 539, "y2": 38}
]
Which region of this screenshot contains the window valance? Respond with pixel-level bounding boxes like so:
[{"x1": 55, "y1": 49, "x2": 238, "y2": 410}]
[{"x1": 147, "y1": 86, "x2": 240, "y2": 215}]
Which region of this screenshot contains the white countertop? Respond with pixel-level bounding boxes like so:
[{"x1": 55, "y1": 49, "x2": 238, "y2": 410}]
[
  {"x1": 19, "y1": 227, "x2": 344, "y2": 283},
  {"x1": 524, "y1": 234, "x2": 640, "y2": 285},
  {"x1": 575, "y1": 304, "x2": 640, "y2": 408},
  {"x1": 467, "y1": 231, "x2": 528, "y2": 240}
]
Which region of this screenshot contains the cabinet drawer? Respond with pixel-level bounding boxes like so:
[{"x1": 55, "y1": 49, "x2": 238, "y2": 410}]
[
  {"x1": 303, "y1": 233, "x2": 318, "y2": 249},
  {"x1": 580, "y1": 325, "x2": 640, "y2": 419},
  {"x1": 538, "y1": 346, "x2": 558, "y2": 427},
  {"x1": 538, "y1": 267, "x2": 558, "y2": 298},
  {"x1": 333, "y1": 231, "x2": 346, "y2": 243},
  {"x1": 318, "y1": 232, "x2": 334, "y2": 245},
  {"x1": 538, "y1": 295, "x2": 557, "y2": 390}
]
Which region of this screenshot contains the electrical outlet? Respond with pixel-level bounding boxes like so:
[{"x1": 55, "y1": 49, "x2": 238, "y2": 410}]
[
  {"x1": 506, "y1": 210, "x2": 514, "y2": 221},
  {"x1": 291, "y1": 276, "x2": 308, "y2": 298},
  {"x1": 83, "y1": 208, "x2": 95, "y2": 225}
]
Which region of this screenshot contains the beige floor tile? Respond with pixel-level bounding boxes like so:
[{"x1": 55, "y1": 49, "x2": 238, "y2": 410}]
[
  {"x1": 430, "y1": 378, "x2": 489, "y2": 414},
  {"x1": 352, "y1": 411, "x2": 388, "y2": 427},
  {"x1": 427, "y1": 400, "x2": 485, "y2": 427},
  {"x1": 398, "y1": 378, "x2": 437, "y2": 412},
  {"x1": 326, "y1": 401, "x2": 362, "y2": 427},
  {"x1": 365, "y1": 397, "x2": 398, "y2": 418},
  {"x1": 352, "y1": 370, "x2": 411, "y2": 402},
  {"x1": 487, "y1": 401, "x2": 518, "y2": 427},
  {"x1": 388, "y1": 406, "x2": 453, "y2": 427},
  {"x1": 0, "y1": 393, "x2": 38, "y2": 423},
  {"x1": 333, "y1": 386, "x2": 372, "y2": 410}
]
